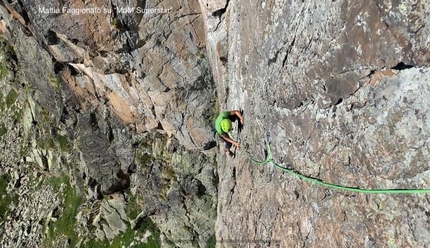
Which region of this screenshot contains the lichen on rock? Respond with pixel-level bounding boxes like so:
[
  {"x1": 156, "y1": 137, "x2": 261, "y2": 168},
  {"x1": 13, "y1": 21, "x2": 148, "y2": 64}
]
[
  {"x1": 211, "y1": 0, "x2": 430, "y2": 247},
  {"x1": 2, "y1": 0, "x2": 430, "y2": 247},
  {"x1": 0, "y1": 0, "x2": 218, "y2": 247}
]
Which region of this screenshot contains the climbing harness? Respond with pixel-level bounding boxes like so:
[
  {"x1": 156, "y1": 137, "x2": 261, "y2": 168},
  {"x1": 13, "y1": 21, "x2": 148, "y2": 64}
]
[{"x1": 243, "y1": 137, "x2": 430, "y2": 194}]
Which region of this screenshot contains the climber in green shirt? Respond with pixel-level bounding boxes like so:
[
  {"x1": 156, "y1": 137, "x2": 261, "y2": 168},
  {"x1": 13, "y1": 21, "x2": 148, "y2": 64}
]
[{"x1": 214, "y1": 110, "x2": 244, "y2": 156}]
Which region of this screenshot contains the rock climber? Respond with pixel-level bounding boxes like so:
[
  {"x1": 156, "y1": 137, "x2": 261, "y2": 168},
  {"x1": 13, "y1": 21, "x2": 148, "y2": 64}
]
[{"x1": 214, "y1": 110, "x2": 244, "y2": 156}]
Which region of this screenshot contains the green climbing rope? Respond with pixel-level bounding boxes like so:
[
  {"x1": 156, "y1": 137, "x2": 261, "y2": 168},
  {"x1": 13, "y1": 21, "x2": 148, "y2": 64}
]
[{"x1": 243, "y1": 140, "x2": 430, "y2": 194}]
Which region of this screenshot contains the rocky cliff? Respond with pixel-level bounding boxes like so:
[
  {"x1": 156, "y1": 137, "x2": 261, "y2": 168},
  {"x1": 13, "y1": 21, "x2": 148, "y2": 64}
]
[
  {"x1": 1, "y1": 0, "x2": 430, "y2": 247},
  {"x1": 0, "y1": 0, "x2": 217, "y2": 247},
  {"x1": 208, "y1": 0, "x2": 430, "y2": 247}
]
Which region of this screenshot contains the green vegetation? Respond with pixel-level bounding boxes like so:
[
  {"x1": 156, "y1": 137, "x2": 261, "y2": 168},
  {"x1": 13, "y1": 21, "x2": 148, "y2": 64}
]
[
  {"x1": 0, "y1": 35, "x2": 14, "y2": 81},
  {"x1": 0, "y1": 88, "x2": 22, "y2": 124},
  {"x1": 39, "y1": 107, "x2": 51, "y2": 124},
  {"x1": 0, "y1": 36, "x2": 15, "y2": 80},
  {"x1": 42, "y1": 175, "x2": 84, "y2": 248},
  {"x1": 37, "y1": 137, "x2": 55, "y2": 150},
  {"x1": 5, "y1": 89, "x2": 17, "y2": 108},
  {"x1": 12, "y1": 107, "x2": 23, "y2": 123},
  {"x1": 56, "y1": 134, "x2": 69, "y2": 152},
  {"x1": 207, "y1": 234, "x2": 216, "y2": 248},
  {"x1": 0, "y1": 57, "x2": 8, "y2": 80},
  {"x1": 135, "y1": 148, "x2": 153, "y2": 166},
  {"x1": 36, "y1": 107, "x2": 64, "y2": 150},
  {"x1": 132, "y1": 217, "x2": 161, "y2": 248},
  {"x1": 0, "y1": 123, "x2": 6, "y2": 136},
  {"x1": 0, "y1": 174, "x2": 17, "y2": 222},
  {"x1": 161, "y1": 165, "x2": 176, "y2": 181},
  {"x1": 0, "y1": 92, "x2": 3, "y2": 111},
  {"x1": 111, "y1": 18, "x2": 120, "y2": 29},
  {"x1": 125, "y1": 191, "x2": 141, "y2": 220},
  {"x1": 0, "y1": 36, "x2": 14, "y2": 54},
  {"x1": 86, "y1": 217, "x2": 161, "y2": 248},
  {"x1": 388, "y1": 237, "x2": 397, "y2": 248},
  {"x1": 49, "y1": 76, "x2": 61, "y2": 90},
  {"x1": 34, "y1": 126, "x2": 70, "y2": 152},
  {"x1": 160, "y1": 165, "x2": 177, "y2": 201}
]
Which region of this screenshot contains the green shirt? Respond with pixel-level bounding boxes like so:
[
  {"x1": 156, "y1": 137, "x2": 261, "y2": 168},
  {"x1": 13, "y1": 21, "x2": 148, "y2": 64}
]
[{"x1": 215, "y1": 111, "x2": 230, "y2": 135}]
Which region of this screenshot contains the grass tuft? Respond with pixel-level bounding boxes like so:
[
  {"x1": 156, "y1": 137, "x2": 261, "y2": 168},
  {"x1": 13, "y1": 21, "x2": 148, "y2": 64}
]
[
  {"x1": 85, "y1": 217, "x2": 161, "y2": 248},
  {"x1": 5, "y1": 89, "x2": 17, "y2": 108},
  {"x1": 0, "y1": 174, "x2": 17, "y2": 222},
  {"x1": 56, "y1": 134, "x2": 69, "y2": 152},
  {"x1": 0, "y1": 123, "x2": 6, "y2": 136},
  {"x1": 42, "y1": 175, "x2": 84, "y2": 248}
]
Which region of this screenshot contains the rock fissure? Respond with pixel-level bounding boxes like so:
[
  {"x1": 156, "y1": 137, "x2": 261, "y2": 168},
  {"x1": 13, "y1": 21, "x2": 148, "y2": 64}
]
[{"x1": 282, "y1": 37, "x2": 296, "y2": 68}]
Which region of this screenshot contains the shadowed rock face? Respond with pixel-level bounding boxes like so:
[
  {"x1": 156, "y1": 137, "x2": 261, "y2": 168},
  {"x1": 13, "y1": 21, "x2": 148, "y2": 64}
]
[
  {"x1": 207, "y1": 0, "x2": 430, "y2": 247},
  {"x1": 0, "y1": 0, "x2": 217, "y2": 246}
]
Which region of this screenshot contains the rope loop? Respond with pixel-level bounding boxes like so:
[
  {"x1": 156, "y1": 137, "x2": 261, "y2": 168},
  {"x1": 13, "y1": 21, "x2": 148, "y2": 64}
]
[{"x1": 242, "y1": 139, "x2": 430, "y2": 194}]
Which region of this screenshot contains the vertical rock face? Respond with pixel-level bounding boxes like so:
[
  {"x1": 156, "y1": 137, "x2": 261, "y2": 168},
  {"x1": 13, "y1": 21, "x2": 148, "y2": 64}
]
[
  {"x1": 0, "y1": 0, "x2": 217, "y2": 247},
  {"x1": 2, "y1": 0, "x2": 430, "y2": 247},
  {"x1": 208, "y1": 0, "x2": 430, "y2": 247},
  {"x1": 8, "y1": 0, "x2": 215, "y2": 149}
]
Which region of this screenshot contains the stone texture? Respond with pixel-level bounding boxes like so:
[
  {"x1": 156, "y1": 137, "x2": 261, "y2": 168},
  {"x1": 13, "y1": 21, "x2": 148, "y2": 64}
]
[
  {"x1": 0, "y1": 0, "x2": 218, "y2": 247},
  {"x1": 211, "y1": 0, "x2": 430, "y2": 247},
  {"x1": 130, "y1": 132, "x2": 217, "y2": 247},
  {"x1": 2, "y1": 0, "x2": 430, "y2": 247}
]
